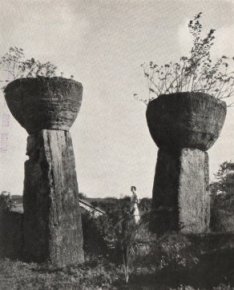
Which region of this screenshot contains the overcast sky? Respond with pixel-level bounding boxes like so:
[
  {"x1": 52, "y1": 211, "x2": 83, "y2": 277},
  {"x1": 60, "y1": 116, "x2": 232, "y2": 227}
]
[{"x1": 0, "y1": 0, "x2": 234, "y2": 198}]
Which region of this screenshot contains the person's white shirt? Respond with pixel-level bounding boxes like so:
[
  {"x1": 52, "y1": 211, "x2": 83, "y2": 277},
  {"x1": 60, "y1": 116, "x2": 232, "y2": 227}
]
[{"x1": 130, "y1": 186, "x2": 140, "y2": 224}]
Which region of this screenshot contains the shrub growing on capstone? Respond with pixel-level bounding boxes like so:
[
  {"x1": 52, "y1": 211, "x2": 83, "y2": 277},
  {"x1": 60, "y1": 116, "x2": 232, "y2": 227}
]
[
  {"x1": 0, "y1": 47, "x2": 57, "y2": 85},
  {"x1": 135, "y1": 12, "x2": 234, "y2": 105}
]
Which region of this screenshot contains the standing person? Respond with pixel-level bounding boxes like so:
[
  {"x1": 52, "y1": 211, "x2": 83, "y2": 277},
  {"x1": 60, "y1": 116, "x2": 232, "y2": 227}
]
[{"x1": 130, "y1": 186, "x2": 140, "y2": 224}]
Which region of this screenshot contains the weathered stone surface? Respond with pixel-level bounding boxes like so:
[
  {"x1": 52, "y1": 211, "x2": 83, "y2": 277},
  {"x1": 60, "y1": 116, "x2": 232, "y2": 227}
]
[
  {"x1": 146, "y1": 92, "x2": 226, "y2": 151},
  {"x1": 4, "y1": 77, "x2": 83, "y2": 134},
  {"x1": 23, "y1": 129, "x2": 84, "y2": 266},
  {"x1": 179, "y1": 149, "x2": 210, "y2": 233},
  {"x1": 151, "y1": 149, "x2": 180, "y2": 233},
  {"x1": 151, "y1": 148, "x2": 210, "y2": 234}
]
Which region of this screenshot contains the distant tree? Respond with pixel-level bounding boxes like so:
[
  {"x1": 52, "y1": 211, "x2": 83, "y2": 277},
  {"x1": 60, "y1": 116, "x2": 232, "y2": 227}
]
[
  {"x1": 210, "y1": 161, "x2": 234, "y2": 231},
  {"x1": 0, "y1": 191, "x2": 14, "y2": 212},
  {"x1": 210, "y1": 161, "x2": 234, "y2": 196},
  {"x1": 78, "y1": 192, "x2": 87, "y2": 199},
  {"x1": 96, "y1": 198, "x2": 119, "y2": 213},
  {"x1": 139, "y1": 198, "x2": 151, "y2": 212},
  {"x1": 91, "y1": 201, "x2": 98, "y2": 208}
]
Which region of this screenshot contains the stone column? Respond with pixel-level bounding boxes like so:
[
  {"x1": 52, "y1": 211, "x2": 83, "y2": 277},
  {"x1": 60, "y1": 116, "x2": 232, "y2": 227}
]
[
  {"x1": 151, "y1": 148, "x2": 210, "y2": 234},
  {"x1": 4, "y1": 77, "x2": 84, "y2": 266},
  {"x1": 146, "y1": 92, "x2": 226, "y2": 235},
  {"x1": 23, "y1": 130, "x2": 84, "y2": 266}
]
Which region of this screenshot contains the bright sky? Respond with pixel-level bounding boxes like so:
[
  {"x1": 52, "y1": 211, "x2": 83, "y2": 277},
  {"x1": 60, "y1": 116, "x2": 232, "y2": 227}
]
[{"x1": 0, "y1": 0, "x2": 234, "y2": 198}]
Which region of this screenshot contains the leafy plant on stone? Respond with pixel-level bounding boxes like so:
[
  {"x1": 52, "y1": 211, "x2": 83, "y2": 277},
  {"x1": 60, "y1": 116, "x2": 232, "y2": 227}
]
[
  {"x1": 0, "y1": 47, "x2": 57, "y2": 86},
  {"x1": 135, "y1": 12, "x2": 234, "y2": 105}
]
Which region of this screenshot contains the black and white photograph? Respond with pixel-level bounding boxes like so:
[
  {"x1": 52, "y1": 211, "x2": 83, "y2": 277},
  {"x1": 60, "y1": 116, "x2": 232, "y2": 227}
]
[{"x1": 1, "y1": 1, "x2": 234, "y2": 289}]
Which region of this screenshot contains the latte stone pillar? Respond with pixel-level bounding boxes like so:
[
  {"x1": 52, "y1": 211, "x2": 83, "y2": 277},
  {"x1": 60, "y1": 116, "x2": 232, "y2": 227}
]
[
  {"x1": 4, "y1": 77, "x2": 84, "y2": 266},
  {"x1": 146, "y1": 92, "x2": 226, "y2": 235}
]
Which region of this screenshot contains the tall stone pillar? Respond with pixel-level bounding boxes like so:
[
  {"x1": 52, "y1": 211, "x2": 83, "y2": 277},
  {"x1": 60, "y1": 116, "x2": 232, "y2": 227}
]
[
  {"x1": 146, "y1": 92, "x2": 226, "y2": 235},
  {"x1": 4, "y1": 77, "x2": 84, "y2": 266}
]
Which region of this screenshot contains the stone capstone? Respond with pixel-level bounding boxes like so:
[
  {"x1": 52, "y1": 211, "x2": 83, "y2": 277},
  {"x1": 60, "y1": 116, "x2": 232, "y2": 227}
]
[
  {"x1": 4, "y1": 77, "x2": 83, "y2": 134},
  {"x1": 146, "y1": 92, "x2": 226, "y2": 151}
]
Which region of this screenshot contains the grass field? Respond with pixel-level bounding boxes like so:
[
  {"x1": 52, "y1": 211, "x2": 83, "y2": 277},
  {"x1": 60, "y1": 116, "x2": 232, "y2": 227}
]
[{"x1": 1, "y1": 256, "x2": 234, "y2": 290}]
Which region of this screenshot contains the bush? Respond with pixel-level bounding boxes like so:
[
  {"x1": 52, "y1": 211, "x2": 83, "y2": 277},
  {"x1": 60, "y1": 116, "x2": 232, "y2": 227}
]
[
  {"x1": 81, "y1": 212, "x2": 109, "y2": 260},
  {"x1": 155, "y1": 234, "x2": 199, "y2": 271}
]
